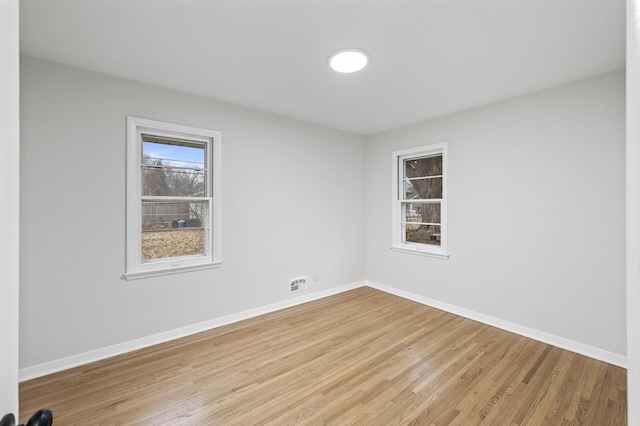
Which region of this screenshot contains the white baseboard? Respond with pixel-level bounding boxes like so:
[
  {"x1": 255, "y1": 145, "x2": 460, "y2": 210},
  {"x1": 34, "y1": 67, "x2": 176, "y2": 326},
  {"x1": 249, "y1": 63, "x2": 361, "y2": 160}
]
[
  {"x1": 20, "y1": 278, "x2": 625, "y2": 381},
  {"x1": 365, "y1": 280, "x2": 627, "y2": 368},
  {"x1": 18, "y1": 281, "x2": 366, "y2": 382}
]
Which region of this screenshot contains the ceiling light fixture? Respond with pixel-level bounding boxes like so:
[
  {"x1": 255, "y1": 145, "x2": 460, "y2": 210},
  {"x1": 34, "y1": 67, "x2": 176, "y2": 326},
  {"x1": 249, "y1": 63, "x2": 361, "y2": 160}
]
[{"x1": 328, "y1": 48, "x2": 369, "y2": 73}]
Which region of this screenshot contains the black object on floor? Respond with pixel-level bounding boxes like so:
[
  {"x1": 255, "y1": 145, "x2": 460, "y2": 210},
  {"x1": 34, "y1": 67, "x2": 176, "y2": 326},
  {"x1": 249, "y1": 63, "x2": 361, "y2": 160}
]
[
  {"x1": 0, "y1": 409, "x2": 53, "y2": 426},
  {"x1": 0, "y1": 414, "x2": 15, "y2": 426}
]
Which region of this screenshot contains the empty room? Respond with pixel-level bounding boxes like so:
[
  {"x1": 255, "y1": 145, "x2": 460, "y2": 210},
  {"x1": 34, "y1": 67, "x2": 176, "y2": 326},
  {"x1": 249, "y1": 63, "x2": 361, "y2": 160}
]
[{"x1": 3, "y1": 0, "x2": 640, "y2": 425}]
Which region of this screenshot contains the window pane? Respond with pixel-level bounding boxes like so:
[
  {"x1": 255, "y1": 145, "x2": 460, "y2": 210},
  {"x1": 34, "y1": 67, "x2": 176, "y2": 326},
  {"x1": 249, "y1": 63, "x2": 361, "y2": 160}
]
[
  {"x1": 141, "y1": 201, "x2": 208, "y2": 260},
  {"x1": 404, "y1": 177, "x2": 442, "y2": 199},
  {"x1": 403, "y1": 202, "x2": 440, "y2": 224},
  {"x1": 393, "y1": 144, "x2": 446, "y2": 253},
  {"x1": 142, "y1": 141, "x2": 206, "y2": 197},
  {"x1": 405, "y1": 155, "x2": 442, "y2": 179},
  {"x1": 405, "y1": 224, "x2": 441, "y2": 246}
]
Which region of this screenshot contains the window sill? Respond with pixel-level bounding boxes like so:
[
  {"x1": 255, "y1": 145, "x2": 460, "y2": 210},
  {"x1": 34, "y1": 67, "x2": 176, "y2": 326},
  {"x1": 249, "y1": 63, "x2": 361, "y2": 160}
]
[
  {"x1": 390, "y1": 246, "x2": 450, "y2": 260},
  {"x1": 123, "y1": 260, "x2": 222, "y2": 281}
]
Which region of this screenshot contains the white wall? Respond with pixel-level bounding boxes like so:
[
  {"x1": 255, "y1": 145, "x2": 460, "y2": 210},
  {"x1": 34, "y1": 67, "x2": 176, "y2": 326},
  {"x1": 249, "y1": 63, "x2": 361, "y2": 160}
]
[
  {"x1": 365, "y1": 70, "x2": 626, "y2": 357},
  {"x1": 627, "y1": 0, "x2": 640, "y2": 422},
  {"x1": 19, "y1": 56, "x2": 365, "y2": 369},
  {"x1": 0, "y1": 0, "x2": 20, "y2": 416},
  {"x1": 0, "y1": 0, "x2": 20, "y2": 418}
]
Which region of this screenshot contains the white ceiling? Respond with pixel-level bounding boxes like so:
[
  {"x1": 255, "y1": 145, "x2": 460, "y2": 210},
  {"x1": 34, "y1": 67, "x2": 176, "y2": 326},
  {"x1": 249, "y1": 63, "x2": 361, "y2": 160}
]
[{"x1": 20, "y1": 0, "x2": 625, "y2": 136}]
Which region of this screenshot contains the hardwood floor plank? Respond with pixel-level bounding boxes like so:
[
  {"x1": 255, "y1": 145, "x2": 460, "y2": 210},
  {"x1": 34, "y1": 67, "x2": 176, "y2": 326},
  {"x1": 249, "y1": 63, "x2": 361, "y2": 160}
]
[{"x1": 19, "y1": 287, "x2": 627, "y2": 425}]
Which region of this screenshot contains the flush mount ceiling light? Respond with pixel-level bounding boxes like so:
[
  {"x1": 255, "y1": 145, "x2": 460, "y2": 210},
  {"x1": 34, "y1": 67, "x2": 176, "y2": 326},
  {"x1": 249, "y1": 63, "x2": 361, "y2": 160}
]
[{"x1": 328, "y1": 48, "x2": 369, "y2": 73}]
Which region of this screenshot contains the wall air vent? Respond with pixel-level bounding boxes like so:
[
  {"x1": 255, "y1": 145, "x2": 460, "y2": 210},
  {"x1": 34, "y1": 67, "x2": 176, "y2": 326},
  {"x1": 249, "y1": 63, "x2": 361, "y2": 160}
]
[{"x1": 289, "y1": 276, "x2": 308, "y2": 293}]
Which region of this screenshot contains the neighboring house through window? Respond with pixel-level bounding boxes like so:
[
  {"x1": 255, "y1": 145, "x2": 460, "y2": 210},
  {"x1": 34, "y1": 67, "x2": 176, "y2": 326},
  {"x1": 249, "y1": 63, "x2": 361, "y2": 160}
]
[
  {"x1": 125, "y1": 117, "x2": 222, "y2": 279},
  {"x1": 392, "y1": 142, "x2": 449, "y2": 259}
]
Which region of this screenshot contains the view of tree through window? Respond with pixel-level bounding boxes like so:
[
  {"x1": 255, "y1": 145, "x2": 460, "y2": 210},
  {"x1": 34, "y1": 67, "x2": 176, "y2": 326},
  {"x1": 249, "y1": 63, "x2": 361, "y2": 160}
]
[
  {"x1": 402, "y1": 154, "x2": 443, "y2": 246},
  {"x1": 141, "y1": 136, "x2": 208, "y2": 260}
]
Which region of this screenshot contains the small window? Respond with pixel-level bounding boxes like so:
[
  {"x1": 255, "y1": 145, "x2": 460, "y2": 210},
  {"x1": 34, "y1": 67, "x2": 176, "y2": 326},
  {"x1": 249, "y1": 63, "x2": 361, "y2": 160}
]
[
  {"x1": 392, "y1": 142, "x2": 448, "y2": 258},
  {"x1": 125, "y1": 117, "x2": 222, "y2": 279}
]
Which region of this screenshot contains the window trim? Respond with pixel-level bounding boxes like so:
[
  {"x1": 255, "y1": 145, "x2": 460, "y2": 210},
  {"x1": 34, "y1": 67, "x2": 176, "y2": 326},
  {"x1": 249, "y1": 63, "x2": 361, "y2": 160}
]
[
  {"x1": 125, "y1": 116, "x2": 222, "y2": 280},
  {"x1": 391, "y1": 142, "x2": 449, "y2": 259}
]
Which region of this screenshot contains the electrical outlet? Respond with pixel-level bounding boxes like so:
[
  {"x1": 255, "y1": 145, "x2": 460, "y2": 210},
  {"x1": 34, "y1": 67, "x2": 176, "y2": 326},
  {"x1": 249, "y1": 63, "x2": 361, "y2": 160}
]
[
  {"x1": 313, "y1": 271, "x2": 319, "y2": 281},
  {"x1": 289, "y1": 276, "x2": 308, "y2": 293}
]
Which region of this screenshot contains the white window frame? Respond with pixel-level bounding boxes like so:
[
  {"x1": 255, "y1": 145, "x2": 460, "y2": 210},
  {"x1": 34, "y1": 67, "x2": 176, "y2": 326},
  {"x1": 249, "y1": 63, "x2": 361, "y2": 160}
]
[
  {"x1": 125, "y1": 116, "x2": 222, "y2": 280},
  {"x1": 391, "y1": 142, "x2": 449, "y2": 259}
]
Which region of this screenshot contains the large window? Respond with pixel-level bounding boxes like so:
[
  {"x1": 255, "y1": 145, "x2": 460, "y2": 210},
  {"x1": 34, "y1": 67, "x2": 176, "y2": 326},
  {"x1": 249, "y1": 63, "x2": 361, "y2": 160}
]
[
  {"x1": 125, "y1": 117, "x2": 221, "y2": 279},
  {"x1": 392, "y1": 142, "x2": 448, "y2": 258}
]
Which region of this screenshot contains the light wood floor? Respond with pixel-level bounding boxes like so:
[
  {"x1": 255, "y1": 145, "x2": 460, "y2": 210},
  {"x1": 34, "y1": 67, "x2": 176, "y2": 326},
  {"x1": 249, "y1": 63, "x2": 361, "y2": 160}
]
[{"x1": 20, "y1": 287, "x2": 626, "y2": 425}]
